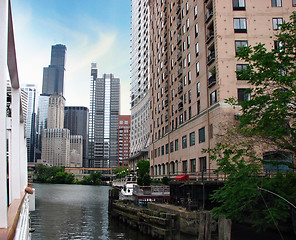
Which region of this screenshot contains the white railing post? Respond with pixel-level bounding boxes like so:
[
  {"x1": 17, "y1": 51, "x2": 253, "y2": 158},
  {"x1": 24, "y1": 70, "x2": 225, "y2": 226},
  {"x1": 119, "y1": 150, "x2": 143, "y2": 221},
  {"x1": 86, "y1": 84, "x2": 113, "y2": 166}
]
[
  {"x1": 10, "y1": 87, "x2": 21, "y2": 201},
  {"x1": 0, "y1": 0, "x2": 8, "y2": 229}
]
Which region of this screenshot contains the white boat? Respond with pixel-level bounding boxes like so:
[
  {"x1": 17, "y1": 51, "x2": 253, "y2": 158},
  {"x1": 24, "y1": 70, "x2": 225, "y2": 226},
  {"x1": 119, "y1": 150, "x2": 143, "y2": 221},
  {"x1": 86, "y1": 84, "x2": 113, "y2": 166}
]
[
  {"x1": 119, "y1": 183, "x2": 137, "y2": 201},
  {"x1": 0, "y1": 1, "x2": 34, "y2": 239}
]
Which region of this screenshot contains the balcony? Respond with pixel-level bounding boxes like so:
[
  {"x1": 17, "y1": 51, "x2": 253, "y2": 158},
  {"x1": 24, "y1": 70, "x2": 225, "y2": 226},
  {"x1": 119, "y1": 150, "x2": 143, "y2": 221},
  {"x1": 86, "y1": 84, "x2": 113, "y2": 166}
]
[
  {"x1": 177, "y1": 34, "x2": 182, "y2": 44},
  {"x1": 208, "y1": 75, "x2": 216, "y2": 87},
  {"x1": 207, "y1": 52, "x2": 215, "y2": 65},
  {"x1": 205, "y1": 10, "x2": 213, "y2": 23},
  {"x1": 206, "y1": 32, "x2": 214, "y2": 44},
  {"x1": 177, "y1": 51, "x2": 182, "y2": 60},
  {"x1": 178, "y1": 68, "x2": 183, "y2": 77},
  {"x1": 178, "y1": 102, "x2": 183, "y2": 111},
  {"x1": 178, "y1": 84, "x2": 183, "y2": 94},
  {"x1": 177, "y1": 19, "x2": 181, "y2": 29}
]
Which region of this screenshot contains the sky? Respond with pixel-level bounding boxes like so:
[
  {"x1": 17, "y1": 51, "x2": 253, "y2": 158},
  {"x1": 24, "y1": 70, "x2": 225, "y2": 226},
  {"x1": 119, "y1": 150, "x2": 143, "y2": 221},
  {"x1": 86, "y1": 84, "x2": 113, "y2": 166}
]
[{"x1": 12, "y1": 0, "x2": 132, "y2": 115}]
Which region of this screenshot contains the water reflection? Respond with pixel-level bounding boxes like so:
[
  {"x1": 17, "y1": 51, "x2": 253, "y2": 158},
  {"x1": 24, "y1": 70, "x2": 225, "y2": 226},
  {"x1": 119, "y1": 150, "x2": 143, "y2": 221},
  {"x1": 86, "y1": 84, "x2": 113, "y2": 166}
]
[{"x1": 30, "y1": 184, "x2": 161, "y2": 240}]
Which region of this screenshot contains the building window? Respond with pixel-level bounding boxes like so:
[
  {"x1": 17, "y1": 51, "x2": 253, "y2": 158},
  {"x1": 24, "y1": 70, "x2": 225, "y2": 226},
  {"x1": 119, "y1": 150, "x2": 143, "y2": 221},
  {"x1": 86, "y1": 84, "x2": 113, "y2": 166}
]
[
  {"x1": 189, "y1": 132, "x2": 195, "y2": 146},
  {"x1": 170, "y1": 141, "x2": 174, "y2": 152},
  {"x1": 197, "y1": 100, "x2": 201, "y2": 114},
  {"x1": 210, "y1": 90, "x2": 217, "y2": 105},
  {"x1": 197, "y1": 82, "x2": 200, "y2": 97},
  {"x1": 273, "y1": 18, "x2": 283, "y2": 30},
  {"x1": 200, "y1": 157, "x2": 207, "y2": 172},
  {"x1": 183, "y1": 160, "x2": 188, "y2": 173},
  {"x1": 182, "y1": 135, "x2": 187, "y2": 149},
  {"x1": 187, "y1": 53, "x2": 191, "y2": 66},
  {"x1": 190, "y1": 159, "x2": 196, "y2": 172},
  {"x1": 195, "y1": 42, "x2": 199, "y2": 56},
  {"x1": 238, "y1": 88, "x2": 251, "y2": 102},
  {"x1": 274, "y1": 40, "x2": 283, "y2": 50},
  {"x1": 161, "y1": 145, "x2": 164, "y2": 155},
  {"x1": 233, "y1": 0, "x2": 245, "y2": 10},
  {"x1": 293, "y1": 0, "x2": 296, "y2": 7},
  {"x1": 188, "y1": 90, "x2": 192, "y2": 103},
  {"x1": 189, "y1": 106, "x2": 192, "y2": 119},
  {"x1": 166, "y1": 143, "x2": 169, "y2": 154},
  {"x1": 271, "y1": 0, "x2": 282, "y2": 7},
  {"x1": 234, "y1": 18, "x2": 247, "y2": 33},
  {"x1": 199, "y1": 127, "x2": 205, "y2": 143},
  {"x1": 175, "y1": 139, "x2": 179, "y2": 151},
  {"x1": 186, "y1": 18, "x2": 190, "y2": 29},
  {"x1": 195, "y1": 23, "x2": 199, "y2": 37},
  {"x1": 196, "y1": 62, "x2": 200, "y2": 76},
  {"x1": 236, "y1": 64, "x2": 249, "y2": 80},
  {"x1": 188, "y1": 71, "x2": 191, "y2": 84},
  {"x1": 263, "y1": 151, "x2": 293, "y2": 172},
  {"x1": 235, "y1": 40, "x2": 248, "y2": 56},
  {"x1": 187, "y1": 36, "x2": 190, "y2": 48},
  {"x1": 194, "y1": 5, "x2": 198, "y2": 18}
]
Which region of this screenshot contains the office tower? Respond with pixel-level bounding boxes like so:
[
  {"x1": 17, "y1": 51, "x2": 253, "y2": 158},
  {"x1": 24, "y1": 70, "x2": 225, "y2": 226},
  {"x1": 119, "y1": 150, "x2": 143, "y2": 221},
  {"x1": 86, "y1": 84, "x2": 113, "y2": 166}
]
[
  {"x1": 148, "y1": 0, "x2": 294, "y2": 178},
  {"x1": 64, "y1": 106, "x2": 89, "y2": 167},
  {"x1": 130, "y1": 0, "x2": 150, "y2": 168},
  {"x1": 42, "y1": 44, "x2": 66, "y2": 96},
  {"x1": 22, "y1": 84, "x2": 37, "y2": 162},
  {"x1": 70, "y1": 135, "x2": 83, "y2": 167},
  {"x1": 41, "y1": 128, "x2": 70, "y2": 167},
  {"x1": 41, "y1": 95, "x2": 70, "y2": 166},
  {"x1": 118, "y1": 115, "x2": 131, "y2": 166},
  {"x1": 47, "y1": 95, "x2": 65, "y2": 129},
  {"x1": 35, "y1": 94, "x2": 50, "y2": 160},
  {"x1": 88, "y1": 65, "x2": 120, "y2": 168}
]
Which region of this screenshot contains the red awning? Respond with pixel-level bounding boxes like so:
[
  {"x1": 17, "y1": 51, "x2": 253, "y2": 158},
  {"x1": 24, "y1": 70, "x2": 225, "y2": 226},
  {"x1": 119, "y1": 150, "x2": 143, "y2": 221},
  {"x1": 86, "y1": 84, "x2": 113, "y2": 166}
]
[{"x1": 174, "y1": 174, "x2": 189, "y2": 181}]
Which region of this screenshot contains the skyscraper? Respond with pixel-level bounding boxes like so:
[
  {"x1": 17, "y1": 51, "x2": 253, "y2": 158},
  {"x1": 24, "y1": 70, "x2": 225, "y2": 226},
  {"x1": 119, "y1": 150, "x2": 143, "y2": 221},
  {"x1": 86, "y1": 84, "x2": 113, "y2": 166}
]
[
  {"x1": 22, "y1": 84, "x2": 37, "y2": 162},
  {"x1": 42, "y1": 44, "x2": 66, "y2": 96},
  {"x1": 118, "y1": 115, "x2": 131, "y2": 166},
  {"x1": 64, "y1": 106, "x2": 89, "y2": 167},
  {"x1": 88, "y1": 64, "x2": 120, "y2": 168},
  {"x1": 41, "y1": 95, "x2": 70, "y2": 166},
  {"x1": 130, "y1": 0, "x2": 150, "y2": 167},
  {"x1": 148, "y1": 0, "x2": 294, "y2": 178}
]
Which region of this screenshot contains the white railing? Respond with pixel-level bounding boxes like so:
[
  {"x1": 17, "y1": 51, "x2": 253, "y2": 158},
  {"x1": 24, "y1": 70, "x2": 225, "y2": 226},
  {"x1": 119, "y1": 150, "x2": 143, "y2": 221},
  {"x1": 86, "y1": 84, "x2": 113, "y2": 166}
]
[
  {"x1": 133, "y1": 185, "x2": 170, "y2": 197},
  {"x1": 14, "y1": 194, "x2": 30, "y2": 240}
]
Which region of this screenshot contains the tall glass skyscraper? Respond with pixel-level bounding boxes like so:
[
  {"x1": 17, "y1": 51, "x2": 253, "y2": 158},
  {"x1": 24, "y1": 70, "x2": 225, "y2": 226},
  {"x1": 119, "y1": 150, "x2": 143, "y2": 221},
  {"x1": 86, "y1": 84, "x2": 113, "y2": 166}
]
[
  {"x1": 88, "y1": 64, "x2": 120, "y2": 168},
  {"x1": 22, "y1": 84, "x2": 37, "y2": 162},
  {"x1": 42, "y1": 44, "x2": 66, "y2": 96},
  {"x1": 130, "y1": 0, "x2": 150, "y2": 167}
]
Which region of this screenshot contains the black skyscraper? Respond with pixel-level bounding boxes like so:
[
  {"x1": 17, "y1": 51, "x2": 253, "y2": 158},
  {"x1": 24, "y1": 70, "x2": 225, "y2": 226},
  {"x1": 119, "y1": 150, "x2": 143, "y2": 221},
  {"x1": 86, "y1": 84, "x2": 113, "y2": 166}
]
[
  {"x1": 42, "y1": 44, "x2": 66, "y2": 96},
  {"x1": 64, "y1": 106, "x2": 89, "y2": 167}
]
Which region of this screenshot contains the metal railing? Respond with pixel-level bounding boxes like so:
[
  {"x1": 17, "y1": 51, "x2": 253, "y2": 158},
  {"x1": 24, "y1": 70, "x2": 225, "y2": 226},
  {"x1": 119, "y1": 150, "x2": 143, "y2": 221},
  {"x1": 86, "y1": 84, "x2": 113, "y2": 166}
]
[{"x1": 133, "y1": 185, "x2": 170, "y2": 197}]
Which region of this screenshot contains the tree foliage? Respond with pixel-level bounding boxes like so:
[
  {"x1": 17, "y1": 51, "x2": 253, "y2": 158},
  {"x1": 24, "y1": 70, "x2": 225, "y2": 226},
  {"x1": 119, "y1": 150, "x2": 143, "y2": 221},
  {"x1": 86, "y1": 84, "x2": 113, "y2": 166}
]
[
  {"x1": 35, "y1": 165, "x2": 75, "y2": 184},
  {"x1": 207, "y1": 13, "x2": 296, "y2": 231},
  {"x1": 137, "y1": 160, "x2": 151, "y2": 186},
  {"x1": 229, "y1": 12, "x2": 296, "y2": 155},
  {"x1": 79, "y1": 171, "x2": 102, "y2": 185}
]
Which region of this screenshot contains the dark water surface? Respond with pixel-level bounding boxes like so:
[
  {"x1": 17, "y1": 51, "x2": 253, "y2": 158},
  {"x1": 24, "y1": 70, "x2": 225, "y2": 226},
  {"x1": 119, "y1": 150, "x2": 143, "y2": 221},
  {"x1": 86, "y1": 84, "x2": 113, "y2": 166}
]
[{"x1": 30, "y1": 183, "x2": 195, "y2": 240}]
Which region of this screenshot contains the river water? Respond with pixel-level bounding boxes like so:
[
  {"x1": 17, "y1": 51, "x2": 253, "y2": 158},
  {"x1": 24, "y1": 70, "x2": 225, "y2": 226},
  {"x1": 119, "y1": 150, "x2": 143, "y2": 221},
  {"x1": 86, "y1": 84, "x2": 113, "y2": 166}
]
[{"x1": 30, "y1": 183, "x2": 195, "y2": 240}]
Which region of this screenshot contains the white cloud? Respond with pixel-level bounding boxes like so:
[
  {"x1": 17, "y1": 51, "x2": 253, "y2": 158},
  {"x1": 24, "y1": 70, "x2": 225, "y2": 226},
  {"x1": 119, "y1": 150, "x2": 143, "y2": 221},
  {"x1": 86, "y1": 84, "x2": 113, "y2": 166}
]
[{"x1": 12, "y1": 4, "x2": 131, "y2": 115}]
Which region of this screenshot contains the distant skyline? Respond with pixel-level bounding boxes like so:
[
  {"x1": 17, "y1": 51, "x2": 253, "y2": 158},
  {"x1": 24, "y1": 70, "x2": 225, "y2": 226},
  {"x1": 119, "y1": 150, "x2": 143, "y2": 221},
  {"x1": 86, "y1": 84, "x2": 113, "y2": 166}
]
[{"x1": 12, "y1": 0, "x2": 132, "y2": 114}]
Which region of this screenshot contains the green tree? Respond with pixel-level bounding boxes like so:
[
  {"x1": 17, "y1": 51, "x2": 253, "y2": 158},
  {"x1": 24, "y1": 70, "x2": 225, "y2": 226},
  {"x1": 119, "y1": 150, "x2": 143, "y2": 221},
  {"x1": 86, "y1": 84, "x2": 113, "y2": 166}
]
[
  {"x1": 80, "y1": 171, "x2": 102, "y2": 185},
  {"x1": 207, "y1": 13, "x2": 296, "y2": 230},
  {"x1": 229, "y1": 12, "x2": 296, "y2": 159},
  {"x1": 114, "y1": 166, "x2": 129, "y2": 178},
  {"x1": 136, "y1": 160, "x2": 151, "y2": 186}
]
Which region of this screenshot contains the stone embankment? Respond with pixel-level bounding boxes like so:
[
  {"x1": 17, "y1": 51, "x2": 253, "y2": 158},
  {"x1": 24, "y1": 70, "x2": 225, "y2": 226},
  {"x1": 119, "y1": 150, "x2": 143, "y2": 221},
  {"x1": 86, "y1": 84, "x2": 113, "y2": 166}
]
[{"x1": 108, "y1": 189, "x2": 231, "y2": 240}]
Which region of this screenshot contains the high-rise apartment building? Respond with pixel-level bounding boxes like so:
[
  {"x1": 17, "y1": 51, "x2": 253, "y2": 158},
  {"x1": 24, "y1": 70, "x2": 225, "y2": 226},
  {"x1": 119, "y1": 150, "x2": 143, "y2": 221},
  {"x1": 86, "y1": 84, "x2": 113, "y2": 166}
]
[
  {"x1": 22, "y1": 84, "x2": 37, "y2": 162},
  {"x1": 42, "y1": 44, "x2": 66, "y2": 96},
  {"x1": 88, "y1": 65, "x2": 120, "y2": 168},
  {"x1": 118, "y1": 115, "x2": 131, "y2": 166},
  {"x1": 130, "y1": 0, "x2": 150, "y2": 168},
  {"x1": 64, "y1": 106, "x2": 89, "y2": 167},
  {"x1": 149, "y1": 0, "x2": 294, "y2": 178}
]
